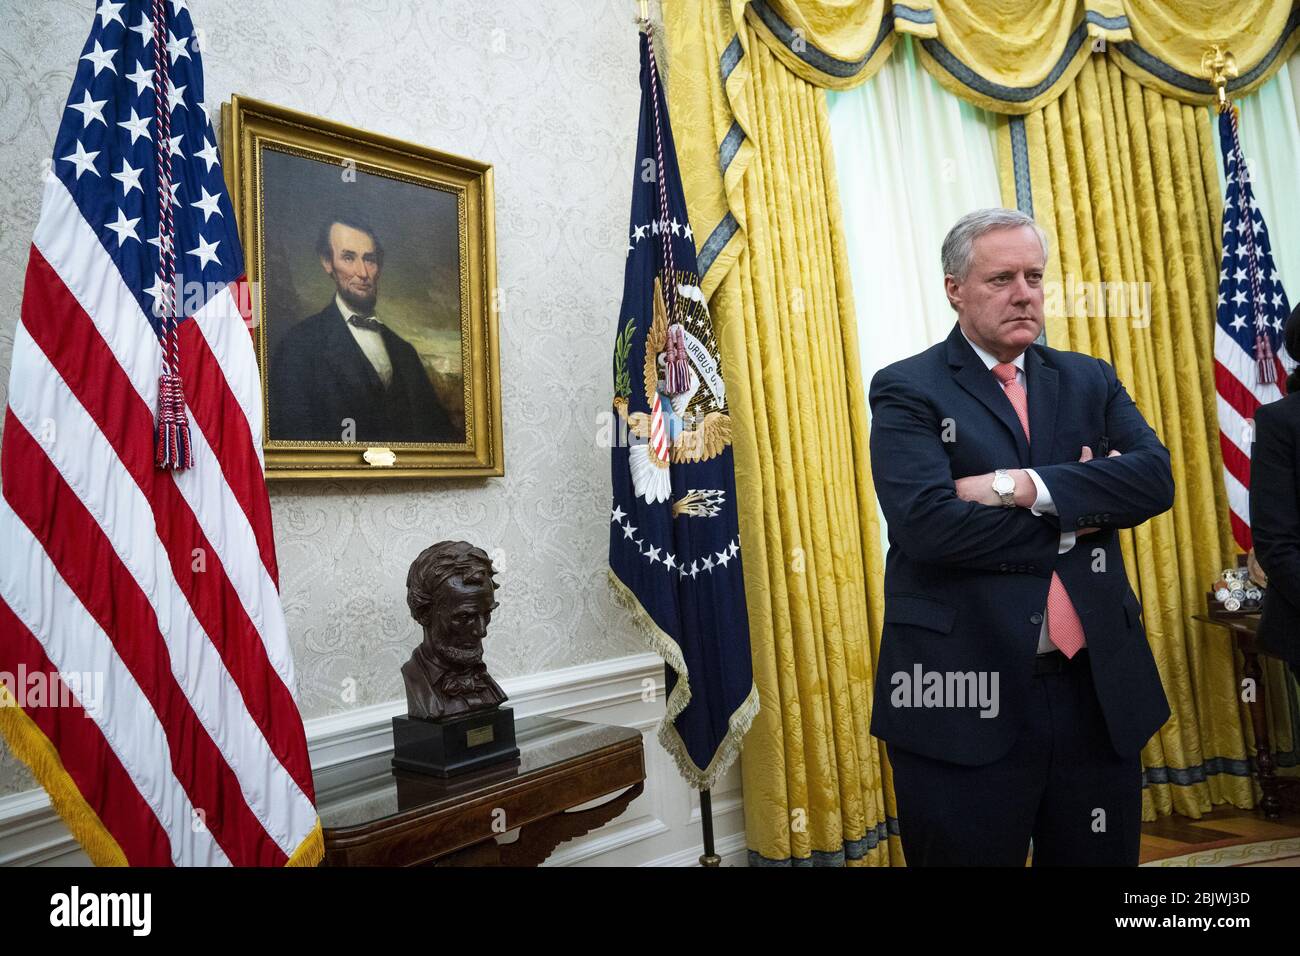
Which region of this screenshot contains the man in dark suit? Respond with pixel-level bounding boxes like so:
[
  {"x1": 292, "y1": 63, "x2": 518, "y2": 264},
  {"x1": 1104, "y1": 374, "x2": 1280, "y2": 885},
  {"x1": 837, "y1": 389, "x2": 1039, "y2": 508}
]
[
  {"x1": 1249, "y1": 305, "x2": 1300, "y2": 680},
  {"x1": 268, "y1": 216, "x2": 459, "y2": 444},
  {"x1": 868, "y1": 208, "x2": 1175, "y2": 866}
]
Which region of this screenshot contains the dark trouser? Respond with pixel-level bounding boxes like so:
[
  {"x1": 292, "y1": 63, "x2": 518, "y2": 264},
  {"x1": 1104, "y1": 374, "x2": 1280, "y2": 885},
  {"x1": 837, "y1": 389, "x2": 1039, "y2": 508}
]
[{"x1": 887, "y1": 649, "x2": 1143, "y2": 866}]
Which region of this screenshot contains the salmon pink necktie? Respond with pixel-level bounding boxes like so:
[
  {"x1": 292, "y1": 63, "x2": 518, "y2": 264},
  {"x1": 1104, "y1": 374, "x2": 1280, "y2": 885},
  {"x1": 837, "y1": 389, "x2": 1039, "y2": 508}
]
[{"x1": 992, "y1": 363, "x2": 1087, "y2": 658}]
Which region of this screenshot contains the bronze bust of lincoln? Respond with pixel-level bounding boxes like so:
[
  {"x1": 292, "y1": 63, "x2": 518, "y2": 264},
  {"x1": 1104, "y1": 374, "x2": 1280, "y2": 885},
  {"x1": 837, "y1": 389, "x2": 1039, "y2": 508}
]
[{"x1": 401, "y1": 541, "x2": 507, "y2": 721}]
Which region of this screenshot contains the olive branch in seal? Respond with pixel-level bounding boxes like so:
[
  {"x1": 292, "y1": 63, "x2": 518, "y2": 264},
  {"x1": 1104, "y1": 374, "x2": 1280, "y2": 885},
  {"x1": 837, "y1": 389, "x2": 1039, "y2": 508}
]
[{"x1": 613, "y1": 316, "x2": 636, "y2": 399}]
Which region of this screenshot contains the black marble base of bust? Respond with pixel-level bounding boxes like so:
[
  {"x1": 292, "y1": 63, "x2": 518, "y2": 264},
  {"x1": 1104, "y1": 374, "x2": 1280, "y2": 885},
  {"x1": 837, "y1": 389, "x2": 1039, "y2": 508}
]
[{"x1": 391, "y1": 706, "x2": 519, "y2": 778}]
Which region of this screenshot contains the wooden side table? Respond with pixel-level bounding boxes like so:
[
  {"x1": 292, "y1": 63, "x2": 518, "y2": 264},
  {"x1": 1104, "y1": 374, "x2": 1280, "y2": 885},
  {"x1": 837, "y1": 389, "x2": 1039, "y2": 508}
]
[
  {"x1": 316, "y1": 715, "x2": 645, "y2": 866},
  {"x1": 1195, "y1": 610, "x2": 1300, "y2": 819}
]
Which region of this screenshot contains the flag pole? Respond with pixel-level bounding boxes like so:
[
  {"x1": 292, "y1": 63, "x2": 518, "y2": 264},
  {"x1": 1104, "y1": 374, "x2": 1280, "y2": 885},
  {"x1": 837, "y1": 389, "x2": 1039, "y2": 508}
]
[
  {"x1": 633, "y1": 0, "x2": 724, "y2": 869},
  {"x1": 698, "y1": 789, "x2": 721, "y2": 867}
]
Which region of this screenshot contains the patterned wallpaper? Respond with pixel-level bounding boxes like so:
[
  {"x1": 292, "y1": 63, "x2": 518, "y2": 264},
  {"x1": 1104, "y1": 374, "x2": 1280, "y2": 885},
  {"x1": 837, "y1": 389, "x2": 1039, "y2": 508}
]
[{"x1": 0, "y1": 0, "x2": 664, "y2": 796}]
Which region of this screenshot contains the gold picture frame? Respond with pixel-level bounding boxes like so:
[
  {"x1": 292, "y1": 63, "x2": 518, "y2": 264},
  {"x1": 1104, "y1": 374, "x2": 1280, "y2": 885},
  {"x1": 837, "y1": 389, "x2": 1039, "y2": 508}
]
[{"x1": 221, "y1": 95, "x2": 502, "y2": 479}]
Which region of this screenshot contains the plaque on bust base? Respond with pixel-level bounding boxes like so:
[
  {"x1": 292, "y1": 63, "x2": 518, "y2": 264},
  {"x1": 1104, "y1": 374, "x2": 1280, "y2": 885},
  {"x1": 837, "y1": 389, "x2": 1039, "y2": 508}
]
[{"x1": 392, "y1": 706, "x2": 519, "y2": 777}]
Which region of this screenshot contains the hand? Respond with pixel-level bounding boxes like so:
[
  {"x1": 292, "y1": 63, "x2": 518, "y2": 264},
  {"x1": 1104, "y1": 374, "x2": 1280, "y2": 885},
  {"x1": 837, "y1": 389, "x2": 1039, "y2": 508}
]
[
  {"x1": 1076, "y1": 446, "x2": 1119, "y2": 534},
  {"x1": 953, "y1": 469, "x2": 1035, "y2": 507},
  {"x1": 1078, "y1": 445, "x2": 1122, "y2": 462}
]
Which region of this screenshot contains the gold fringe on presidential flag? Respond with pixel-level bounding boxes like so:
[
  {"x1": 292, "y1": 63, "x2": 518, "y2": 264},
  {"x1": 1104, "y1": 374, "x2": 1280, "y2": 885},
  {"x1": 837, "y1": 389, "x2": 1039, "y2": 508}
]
[
  {"x1": 0, "y1": 682, "x2": 128, "y2": 866},
  {"x1": 993, "y1": 53, "x2": 1258, "y2": 819},
  {"x1": 608, "y1": 570, "x2": 760, "y2": 791}
]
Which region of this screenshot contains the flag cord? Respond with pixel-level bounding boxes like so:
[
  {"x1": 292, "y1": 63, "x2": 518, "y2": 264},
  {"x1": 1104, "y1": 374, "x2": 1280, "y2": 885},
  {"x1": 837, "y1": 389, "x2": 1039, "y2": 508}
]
[
  {"x1": 1225, "y1": 107, "x2": 1277, "y2": 386},
  {"x1": 642, "y1": 23, "x2": 691, "y2": 395},
  {"x1": 151, "y1": 0, "x2": 193, "y2": 469}
]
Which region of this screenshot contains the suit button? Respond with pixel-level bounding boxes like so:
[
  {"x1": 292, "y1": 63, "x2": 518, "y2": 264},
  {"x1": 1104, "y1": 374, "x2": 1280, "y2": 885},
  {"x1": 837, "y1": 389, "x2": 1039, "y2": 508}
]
[
  {"x1": 1000, "y1": 563, "x2": 1008, "y2": 571},
  {"x1": 1077, "y1": 518, "x2": 1088, "y2": 528},
  {"x1": 1103, "y1": 513, "x2": 1112, "y2": 521},
  {"x1": 1030, "y1": 612, "x2": 1043, "y2": 625}
]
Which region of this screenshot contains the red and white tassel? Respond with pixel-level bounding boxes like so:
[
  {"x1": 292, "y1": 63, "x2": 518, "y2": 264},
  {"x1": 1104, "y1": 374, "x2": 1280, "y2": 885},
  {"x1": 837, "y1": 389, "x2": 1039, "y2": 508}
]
[
  {"x1": 154, "y1": 371, "x2": 193, "y2": 470},
  {"x1": 1256, "y1": 332, "x2": 1277, "y2": 386},
  {"x1": 664, "y1": 323, "x2": 691, "y2": 395}
]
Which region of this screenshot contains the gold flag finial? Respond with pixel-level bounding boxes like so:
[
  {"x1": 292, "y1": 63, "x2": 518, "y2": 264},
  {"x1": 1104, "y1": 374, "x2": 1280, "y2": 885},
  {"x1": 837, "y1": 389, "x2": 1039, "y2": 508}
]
[{"x1": 1202, "y1": 45, "x2": 1238, "y2": 111}]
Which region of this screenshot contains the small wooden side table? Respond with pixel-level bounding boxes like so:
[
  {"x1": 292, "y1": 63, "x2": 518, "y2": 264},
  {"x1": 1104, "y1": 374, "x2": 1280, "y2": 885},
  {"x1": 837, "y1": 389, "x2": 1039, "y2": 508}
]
[
  {"x1": 1195, "y1": 610, "x2": 1300, "y2": 819},
  {"x1": 316, "y1": 715, "x2": 645, "y2": 866}
]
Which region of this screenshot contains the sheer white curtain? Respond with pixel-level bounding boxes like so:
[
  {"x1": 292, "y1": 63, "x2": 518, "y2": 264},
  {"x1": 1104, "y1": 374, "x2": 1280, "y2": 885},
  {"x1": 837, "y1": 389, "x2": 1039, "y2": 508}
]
[{"x1": 827, "y1": 35, "x2": 1002, "y2": 390}]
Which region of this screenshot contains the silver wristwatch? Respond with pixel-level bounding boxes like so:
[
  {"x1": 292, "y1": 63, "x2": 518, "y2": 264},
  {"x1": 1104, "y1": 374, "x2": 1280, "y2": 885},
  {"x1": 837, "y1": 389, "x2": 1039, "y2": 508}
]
[{"x1": 992, "y1": 469, "x2": 1016, "y2": 507}]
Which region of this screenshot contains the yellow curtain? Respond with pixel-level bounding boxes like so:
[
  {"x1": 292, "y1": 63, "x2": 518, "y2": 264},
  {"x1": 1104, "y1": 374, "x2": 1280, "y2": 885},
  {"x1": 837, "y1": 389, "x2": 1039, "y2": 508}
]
[
  {"x1": 994, "y1": 55, "x2": 1257, "y2": 817},
  {"x1": 662, "y1": 0, "x2": 1296, "y2": 859},
  {"x1": 733, "y1": 1, "x2": 1299, "y2": 108},
  {"x1": 665, "y1": 2, "x2": 897, "y2": 865}
]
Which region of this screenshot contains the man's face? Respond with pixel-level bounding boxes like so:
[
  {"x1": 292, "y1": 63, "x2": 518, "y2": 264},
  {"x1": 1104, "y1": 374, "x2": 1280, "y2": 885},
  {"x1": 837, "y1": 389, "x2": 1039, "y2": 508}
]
[
  {"x1": 428, "y1": 574, "x2": 495, "y2": 669},
  {"x1": 945, "y1": 225, "x2": 1045, "y2": 362},
  {"x1": 321, "y1": 223, "x2": 381, "y2": 314}
]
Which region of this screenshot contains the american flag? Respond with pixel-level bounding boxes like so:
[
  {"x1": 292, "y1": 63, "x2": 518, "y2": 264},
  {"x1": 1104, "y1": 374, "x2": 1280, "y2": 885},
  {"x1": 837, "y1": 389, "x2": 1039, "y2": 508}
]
[
  {"x1": 0, "y1": 0, "x2": 320, "y2": 865},
  {"x1": 1214, "y1": 106, "x2": 1292, "y2": 552}
]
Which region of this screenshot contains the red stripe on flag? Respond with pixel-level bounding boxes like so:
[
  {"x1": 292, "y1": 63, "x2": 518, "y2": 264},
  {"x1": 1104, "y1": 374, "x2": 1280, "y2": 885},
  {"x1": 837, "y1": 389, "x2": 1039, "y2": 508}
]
[
  {"x1": 1219, "y1": 431, "x2": 1252, "y2": 490},
  {"x1": 1230, "y1": 510, "x2": 1252, "y2": 552},
  {"x1": 1214, "y1": 359, "x2": 1263, "y2": 422},
  {"x1": 0, "y1": 599, "x2": 173, "y2": 866},
  {"x1": 178, "y1": 318, "x2": 279, "y2": 586},
  {"x1": 2, "y1": 413, "x2": 289, "y2": 866},
  {"x1": 20, "y1": 246, "x2": 314, "y2": 802}
]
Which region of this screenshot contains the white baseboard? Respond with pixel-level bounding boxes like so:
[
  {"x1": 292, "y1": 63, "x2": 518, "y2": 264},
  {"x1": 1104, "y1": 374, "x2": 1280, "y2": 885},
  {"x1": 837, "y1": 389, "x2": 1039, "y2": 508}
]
[{"x1": 0, "y1": 651, "x2": 746, "y2": 867}]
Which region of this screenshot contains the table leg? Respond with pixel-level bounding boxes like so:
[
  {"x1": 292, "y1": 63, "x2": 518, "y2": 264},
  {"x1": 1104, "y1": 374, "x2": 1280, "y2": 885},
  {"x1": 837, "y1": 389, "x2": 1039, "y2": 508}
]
[{"x1": 1241, "y1": 645, "x2": 1282, "y2": 820}]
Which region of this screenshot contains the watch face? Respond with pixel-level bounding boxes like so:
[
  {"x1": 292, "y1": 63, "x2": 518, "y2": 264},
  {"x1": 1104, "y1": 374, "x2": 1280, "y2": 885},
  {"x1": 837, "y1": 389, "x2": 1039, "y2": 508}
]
[{"x1": 992, "y1": 474, "x2": 1015, "y2": 494}]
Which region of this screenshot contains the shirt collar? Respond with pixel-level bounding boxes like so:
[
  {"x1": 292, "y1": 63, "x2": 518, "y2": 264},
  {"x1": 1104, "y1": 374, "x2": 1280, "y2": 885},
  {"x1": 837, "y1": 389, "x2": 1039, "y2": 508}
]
[
  {"x1": 960, "y1": 326, "x2": 1025, "y2": 375},
  {"x1": 335, "y1": 293, "x2": 379, "y2": 325}
]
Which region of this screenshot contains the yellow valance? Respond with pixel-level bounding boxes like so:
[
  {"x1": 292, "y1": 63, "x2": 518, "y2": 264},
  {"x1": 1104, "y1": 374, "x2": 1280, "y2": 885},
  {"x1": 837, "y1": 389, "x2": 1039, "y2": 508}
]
[{"x1": 738, "y1": 0, "x2": 1300, "y2": 112}]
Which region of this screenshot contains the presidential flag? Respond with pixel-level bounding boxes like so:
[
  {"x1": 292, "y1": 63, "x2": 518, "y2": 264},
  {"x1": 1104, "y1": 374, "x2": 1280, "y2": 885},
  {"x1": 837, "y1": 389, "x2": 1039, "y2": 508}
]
[
  {"x1": 1214, "y1": 106, "x2": 1293, "y2": 551},
  {"x1": 608, "y1": 26, "x2": 757, "y2": 790},
  {"x1": 0, "y1": 0, "x2": 320, "y2": 865}
]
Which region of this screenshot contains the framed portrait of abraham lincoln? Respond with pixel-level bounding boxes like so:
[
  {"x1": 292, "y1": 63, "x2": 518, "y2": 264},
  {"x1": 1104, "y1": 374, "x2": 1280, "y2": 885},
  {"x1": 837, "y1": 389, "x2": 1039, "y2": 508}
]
[{"x1": 222, "y1": 95, "x2": 502, "y2": 478}]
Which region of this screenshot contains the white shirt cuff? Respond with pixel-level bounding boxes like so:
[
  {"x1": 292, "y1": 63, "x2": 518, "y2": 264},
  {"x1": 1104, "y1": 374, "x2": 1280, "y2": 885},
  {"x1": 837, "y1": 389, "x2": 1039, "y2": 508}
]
[{"x1": 1025, "y1": 468, "x2": 1057, "y2": 516}]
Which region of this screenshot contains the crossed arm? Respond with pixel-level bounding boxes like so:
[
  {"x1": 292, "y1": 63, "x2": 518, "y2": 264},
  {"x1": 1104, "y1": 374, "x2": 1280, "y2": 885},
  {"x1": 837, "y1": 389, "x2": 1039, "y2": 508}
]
[
  {"x1": 868, "y1": 358, "x2": 1174, "y2": 572},
  {"x1": 868, "y1": 365, "x2": 1060, "y2": 573}
]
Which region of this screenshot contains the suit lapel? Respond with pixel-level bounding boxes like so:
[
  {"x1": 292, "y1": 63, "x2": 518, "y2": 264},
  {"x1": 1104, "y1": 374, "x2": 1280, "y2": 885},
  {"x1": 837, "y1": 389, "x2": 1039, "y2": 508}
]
[
  {"x1": 1025, "y1": 346, "x2": 1059, "y2": 467},
  {"x1": 946, "y1": 325, "x2": 1030, "y2": 464},
  {"x1": 321, "y1": 302, "x2": 385, "y2": 398}
]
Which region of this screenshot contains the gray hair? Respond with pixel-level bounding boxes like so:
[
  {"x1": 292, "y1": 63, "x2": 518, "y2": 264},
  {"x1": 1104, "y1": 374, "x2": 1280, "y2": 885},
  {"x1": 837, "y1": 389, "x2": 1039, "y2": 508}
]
[{"x1": 941, "y1": 208, "x2": 1048, "y2": 281}]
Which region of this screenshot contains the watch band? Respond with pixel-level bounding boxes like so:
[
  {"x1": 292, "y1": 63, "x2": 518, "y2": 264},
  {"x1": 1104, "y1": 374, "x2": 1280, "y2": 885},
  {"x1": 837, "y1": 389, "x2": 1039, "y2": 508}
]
[{"x1": 994, "y1": 469, "x2": 1016, "y2": 508}]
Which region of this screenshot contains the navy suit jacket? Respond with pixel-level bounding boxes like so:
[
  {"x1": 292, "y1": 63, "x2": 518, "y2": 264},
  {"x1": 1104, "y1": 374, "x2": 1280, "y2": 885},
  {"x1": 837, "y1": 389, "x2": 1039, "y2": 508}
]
[
  {"x1": 268, "y1": 301, "x2": 459, "y2": 444},
  {"x1": 1249, "y1": 391, "x2": 1300, "y2": 664},
  {"x1": 868, "y1": 324, "x2": 1174, "y2": 765}
]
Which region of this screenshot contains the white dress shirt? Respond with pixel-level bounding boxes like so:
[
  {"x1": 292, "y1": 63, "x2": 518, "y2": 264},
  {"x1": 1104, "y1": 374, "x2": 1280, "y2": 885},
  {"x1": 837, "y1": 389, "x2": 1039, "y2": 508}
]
[
  {"x1": 960, "y1": 329, "x2": 1077, "y2": 654},
  {"x1": 336, "y1": 293, "x2": 393, "y2": 388}
]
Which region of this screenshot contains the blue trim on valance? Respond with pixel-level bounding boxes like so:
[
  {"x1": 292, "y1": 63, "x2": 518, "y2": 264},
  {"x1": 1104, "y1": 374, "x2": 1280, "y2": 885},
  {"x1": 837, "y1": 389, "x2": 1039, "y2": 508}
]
[
  {"x1": 922, "y1": 22, "x2": 1089, "y2": 103},
  {"x1": 892, "y1": 4, "x2": 934, "y2": 27},
  {"x1": 1084, "y1": 10, "x2": 1130, "y2": 31},
  {"x1": 1112, "y1": 7, "x2": 1300, "y2": 96},
  {"x1": 750, "y1": 0, "x2": 893, "y2": 78}
]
